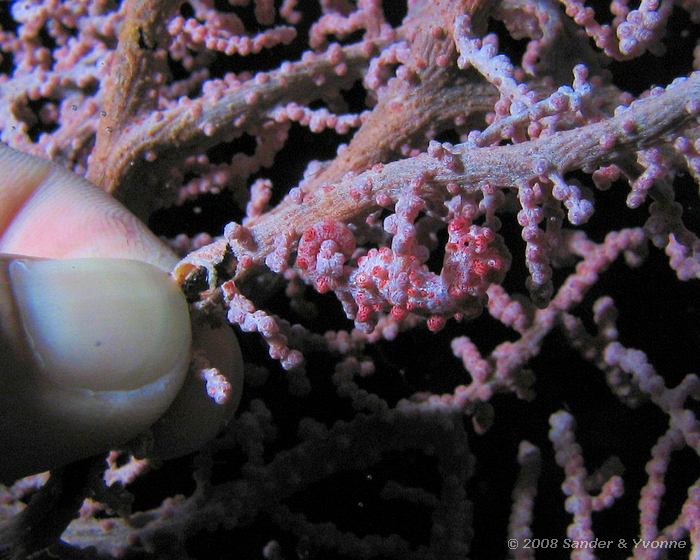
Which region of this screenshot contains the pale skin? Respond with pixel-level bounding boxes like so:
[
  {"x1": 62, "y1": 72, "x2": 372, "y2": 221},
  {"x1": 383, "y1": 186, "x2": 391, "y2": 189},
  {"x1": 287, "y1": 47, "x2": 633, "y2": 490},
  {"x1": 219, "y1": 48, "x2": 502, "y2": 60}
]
[{"x1": 0, "y1": 143, "x2": 243, "y2": 484}]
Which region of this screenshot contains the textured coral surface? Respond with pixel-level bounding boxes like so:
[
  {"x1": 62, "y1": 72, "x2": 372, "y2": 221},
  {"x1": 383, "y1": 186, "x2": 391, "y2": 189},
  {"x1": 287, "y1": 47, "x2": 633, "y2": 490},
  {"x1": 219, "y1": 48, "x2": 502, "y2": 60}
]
[{"x1": 1, "y1": 0, "x2": 699, "y2": 558}]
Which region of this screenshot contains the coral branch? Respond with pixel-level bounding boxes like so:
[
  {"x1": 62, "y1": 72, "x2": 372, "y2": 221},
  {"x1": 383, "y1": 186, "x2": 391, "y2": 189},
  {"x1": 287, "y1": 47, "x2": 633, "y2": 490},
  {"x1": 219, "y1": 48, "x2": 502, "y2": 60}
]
[
  {"x1": 90, "y1": 38, "x2": 388, "y2": 212},
  {"x1": 1, "y1": 1, "x2": 699, "y2": 558},
  {"x1": 215, "y1": 73, "x2": 700, "y2": 283},
  {"x1": 88, "y1": 0, "x2": 180, "y2": 187}
]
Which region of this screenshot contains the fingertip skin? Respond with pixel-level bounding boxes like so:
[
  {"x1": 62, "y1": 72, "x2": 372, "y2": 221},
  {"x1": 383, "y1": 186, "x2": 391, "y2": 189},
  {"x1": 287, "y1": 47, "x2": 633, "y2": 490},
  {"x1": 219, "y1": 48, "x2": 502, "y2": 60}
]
[
  {"x1": 0, "y1": 142, "x2": 177, "y2": 272},
  {"x1": 0, "y1": 257, "x2": 192, "y2": 483},
  {"x1": 9, "y1": 258, "x2": 191, "y2": 392},
  {"x1": 148, "y1": 321, "x2": 244, "y2": 459},
  {"x1": 0, "y1": 144, "x2": 51, "y2": 234},
  {"x1": 0, "y1": 143, "x2": 246, "y2": 482}
]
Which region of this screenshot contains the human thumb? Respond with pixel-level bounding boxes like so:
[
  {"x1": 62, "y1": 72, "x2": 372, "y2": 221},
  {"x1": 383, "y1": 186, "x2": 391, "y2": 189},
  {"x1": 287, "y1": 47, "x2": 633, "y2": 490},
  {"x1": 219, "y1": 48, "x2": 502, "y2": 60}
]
[{"x1": 0, "y1": 255, "x2": 191, "y2": 484}]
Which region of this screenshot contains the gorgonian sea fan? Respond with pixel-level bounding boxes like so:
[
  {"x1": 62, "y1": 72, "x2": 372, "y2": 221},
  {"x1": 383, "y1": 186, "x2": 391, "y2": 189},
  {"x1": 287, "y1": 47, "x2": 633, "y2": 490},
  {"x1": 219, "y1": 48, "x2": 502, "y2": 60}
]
[{"x1": 0, "y1": 0, "x2": 699, "y2": 558}]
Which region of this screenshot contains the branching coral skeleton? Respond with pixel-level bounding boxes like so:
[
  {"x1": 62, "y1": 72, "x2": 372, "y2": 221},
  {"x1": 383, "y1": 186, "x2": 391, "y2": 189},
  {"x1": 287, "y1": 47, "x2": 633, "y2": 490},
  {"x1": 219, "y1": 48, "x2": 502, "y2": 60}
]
[{"x1": 0, "y1": 0, "x2": 699, "y2": 558}]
